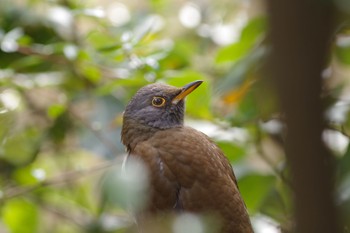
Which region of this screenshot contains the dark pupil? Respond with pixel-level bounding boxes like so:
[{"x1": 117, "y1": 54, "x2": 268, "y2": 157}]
[{"x1": 154, "y1": 98, "x2": 163, "y2": 105}]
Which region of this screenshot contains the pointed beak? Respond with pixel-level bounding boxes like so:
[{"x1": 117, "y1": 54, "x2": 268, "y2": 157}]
[{"x1": 172, "y1": 80, "x2": 203, "y2": 104}]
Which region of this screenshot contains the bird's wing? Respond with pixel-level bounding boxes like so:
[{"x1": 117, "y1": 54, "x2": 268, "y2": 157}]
[
  {"x1": 150, "y1": 126, "x2": 239, "y2": 189},
  {"x1": 147, "y1": 127, "x2": 253, "y2": 233},
  {"x1": 131, "y1": 140, "x2": 180, "y2": 213}
]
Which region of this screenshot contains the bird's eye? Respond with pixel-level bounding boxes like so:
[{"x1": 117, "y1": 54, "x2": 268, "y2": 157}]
[{"x1": 152, "y1": 97, "x2": 166, "y2": 107}]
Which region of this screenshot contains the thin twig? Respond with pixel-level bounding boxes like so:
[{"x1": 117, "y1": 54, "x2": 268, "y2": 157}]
[
  {"x1": 39, "y1": 203, "x2": 88, "y2": 229},
  {"x1": 0, "y1": 157, "x2": 123, "y2": 201},
  {"x1": 255, "y1": 125, "x2": 294, "y2": 189}
]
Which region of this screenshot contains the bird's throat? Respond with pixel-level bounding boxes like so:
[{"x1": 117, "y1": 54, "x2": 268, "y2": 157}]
[{"x1": 121, "y1": 119, "x2": 160, "y2": 152}]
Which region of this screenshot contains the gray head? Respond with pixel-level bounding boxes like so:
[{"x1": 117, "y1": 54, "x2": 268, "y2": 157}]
[{"x1": 123, "y1": 81, "x2": 203, "y2": 130}]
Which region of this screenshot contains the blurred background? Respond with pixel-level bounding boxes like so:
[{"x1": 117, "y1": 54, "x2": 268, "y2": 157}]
[{"x1": 0, "y1": 0, "x2": 350, "y2": 232}]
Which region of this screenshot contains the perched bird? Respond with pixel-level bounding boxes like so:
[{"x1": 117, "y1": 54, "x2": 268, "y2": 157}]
[{"x1": 121, "y1": 81, "x2": 253, "y2": 233}]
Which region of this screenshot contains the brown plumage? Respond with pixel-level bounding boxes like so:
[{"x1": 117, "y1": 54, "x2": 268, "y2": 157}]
[{"x1": 121, "y1": 81, "x2": 253, "y2": 233}]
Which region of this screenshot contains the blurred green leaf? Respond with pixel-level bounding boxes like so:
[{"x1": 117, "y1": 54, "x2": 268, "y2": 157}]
[
  {"x1": 335, "y1": 42, "x2": 350, "y2": 65},
  {"x1": 240, "y1": 17, "x2": 267, "y2": 43},
  {"x1": 47, "y1": 104, "x2": 66, "y2": 119},
  {"x1": 238, "y1": 174, "x2": 275, "y2": 213},
  {"x1": 216, "y1": 17, "x2": 266, "y2": 64},
  {"x1": 101, "y1": 158, "x2": 149, "y2": 212},
  {"x1": 216, "y1": 42, "x2": 252, "y2": 64},
  {"x1": 217, "y1": 140, "x2": 246, "y2": 162},
  {"x1": 1, "y1": 127, "x2": 41, "y2": 166},
  {"x1": 13, "y1": 165, "x2": 41, "y2": 185},
  {"x1": 216, "y1": 46, "x2": 266, "y2": 97},
  {"x1": 3, "y1": 198, "x2": 39, "y2": 233},
  {"x1": 82, "y1": 65, "x2": 101, "y2": 83},
  {"x1": 260, "y1": 187, "x2": 292, "y2": 226}
]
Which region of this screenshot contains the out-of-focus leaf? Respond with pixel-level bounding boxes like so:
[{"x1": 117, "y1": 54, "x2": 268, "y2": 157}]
[
  {"x1": 3, "y1": 198, "x2": 39, "y2": 233},
  {"x1": 217, "y1": 140, "x2": 246, "y2": 162},
  {"x1": 2, "y1": 127, "x2": 41, "y2": 166},
  {"x1": 82, "y1": 65, "x2": 101, "y2": 83},
  {"x1": 216, "y1": 42, "x2": 253, "y2": 64},
  {"x1": 259, "y1": 188, "x2": 292, "y2": 227},
  {"x1": 338, "y1": 174, "x2": 350, "y2": 231},
  {"x1": 159, "y1": 41, "x2": 192, "y2": 69},
  {"x1": 8, "y1": 55, "x2": 53, "y2": 72},
  {"x1": 48, "y1": 112, "x2": 73, "y2": 143},
  {"x1": 13, "y1": 166, "x2": 41, "y2": 185},
  {"x1": 227, "y1": 77, "x2": 277, "y2": 125},
  {"x1": 238, "y1": 174, "x2": 275, "y2": 213},
  {"x1": 87, "y1": 31, "x2": 119, "y2": 50},
  {"x1": 222, "y1": 79, "x2": 253, "y2": 104},
  {"x1": 231, "y1": 88, "x2": 259, "y2": 124},
  {"x1": 0, "y1": 111, "x2": 15, "y2": 143},
  {"x1": 215, "y1": 46, "x2": 266, "y2": 97},
  {"x1": 215, "y1": 17, "x2": 266, "y2": 64},
  {"x1": 337, "y1": 144, "x2": 350, "y2": 182},
  {"x1": 240, "y1": 17, "x2": 267, "y2": 43},
  {"x1": 101, "y1": 158, "x2": 149, "y2": 212},
  {"x1": 47, "y1": 103, "x2": 66, "y2": 119},
  {"x1": 335, "y1": 34, "x2": 350, "y2": 65}
]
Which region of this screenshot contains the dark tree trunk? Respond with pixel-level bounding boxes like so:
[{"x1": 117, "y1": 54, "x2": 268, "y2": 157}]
[{"x1": 265, "y1": 1, "x2": 340, "y2": 232}]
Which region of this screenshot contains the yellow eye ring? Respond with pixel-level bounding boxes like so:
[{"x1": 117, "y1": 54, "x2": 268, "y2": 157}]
[{"x1": 152, "y1": 97, "x2": 166, "y2": 107}]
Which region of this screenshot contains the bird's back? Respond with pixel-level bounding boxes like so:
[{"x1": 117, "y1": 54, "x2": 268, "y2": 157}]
[{"x1": 129, "y1": 126, "x2": 253, "y2": 233}]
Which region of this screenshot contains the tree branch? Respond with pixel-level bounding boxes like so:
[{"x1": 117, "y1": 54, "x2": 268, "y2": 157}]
[{"x1": 0, "y1": 157, "x2": 123, "y2": 202}]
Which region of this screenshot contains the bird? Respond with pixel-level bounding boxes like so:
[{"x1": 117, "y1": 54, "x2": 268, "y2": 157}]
[{"x1": 121, "y1": 80, "x2": 253, "y2": 233}]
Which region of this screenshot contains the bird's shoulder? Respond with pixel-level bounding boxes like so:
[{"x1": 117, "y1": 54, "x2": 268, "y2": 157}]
[{"x1": 132, "y1": 126, "x2": 237, "y2": 187}]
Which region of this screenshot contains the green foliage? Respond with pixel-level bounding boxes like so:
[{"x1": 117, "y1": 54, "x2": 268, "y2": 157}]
[
  {"x1": 216, "y1": 17, "x2": 266, "y2": 64},
  {"x1": 3, "y1": 198, "x2": 39, "y2": 233},
  {"x1": 0, "y1": 0, "x2": 349, "y2": 233}
]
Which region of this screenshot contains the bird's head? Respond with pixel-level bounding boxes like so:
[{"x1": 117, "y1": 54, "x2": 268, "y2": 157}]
[{"x1": 123, "y1": 80, "x2": 203, "y2": 130}]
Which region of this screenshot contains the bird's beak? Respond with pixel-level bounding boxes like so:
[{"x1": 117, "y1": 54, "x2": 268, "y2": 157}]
[{"x1": 172, "y1": 80, "x2": 203, "y2": 104}]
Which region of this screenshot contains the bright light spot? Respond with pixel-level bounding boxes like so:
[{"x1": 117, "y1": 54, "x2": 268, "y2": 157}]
[
  {"x1": 336, "y1": 34, "x2": 350, "y2": 47},
  {"x1": 260, "y1": 119, "x2": 284, "y2": 134},
  {"x1": 47, "y1": 6, "x2": 74, "y2": 39},
  {"x1": 32, "y1": 169, "x2": 46, "y2": 181},
  {"x1": 47, "y1": 6, "x2": 73, "y2": 28},
  {"x1": 326, "y1": 101, "x2": 350, "y2": 123},
  {"x1": 1, "y1": 28, "x2": 23, "y2": 52},
  {"x1": 323, "y1": 129, "x2": 349, "y2": 155},
  {"x1": 211, "y1": 24, "x2": 240, "y2": 46},
  {"x1": 179, "y1": 2, "x2": 201, "y2": 28},
  {"x1": 211, "y1": 12, "x2": 248, "y2": 45},
  {"x1": 111, "y1": 68, "x2": 130, "y2": 79},
  {"x1": 252, "y1": 215, "x2": 279, "y2": 233},
  {"x1": 187, "y1": 120, "x2": 249, "y2": 143},
  {"x1": 106, "y1": 3, "x2": 130, "y2": 27},
  {"x1": 144, "y1": 14, "x2": 165, "y2": 32},
  {"x1": 121, "y1": 31, "x2": 133, "y2": 43},
  {"x1": 34, "y1": 72, "x2": 64, "y2": 86},
  {"x1": 0, "y1": 89, "x2": 21, "y2": 112},
  {"x1": 100, "y1": 213, "x2": 130, "y2": 231},
  {"x1": 173, "y1": 213, "x2": 204, "y2": 233},
  {"x1": 63, "y1": 44, "x2": 78, "y2": 60},
  {"x1": 83, "y1": 7, "x2": 105, "y2": 18}
]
